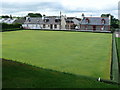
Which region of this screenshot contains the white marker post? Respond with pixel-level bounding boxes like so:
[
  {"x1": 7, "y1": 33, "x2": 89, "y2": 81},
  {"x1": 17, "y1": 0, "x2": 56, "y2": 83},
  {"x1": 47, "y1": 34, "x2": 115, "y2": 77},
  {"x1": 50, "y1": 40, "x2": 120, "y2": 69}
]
[
  {"x1": 116, "y1": 34, "x2": 119, "y2": 37},
  {"x1": 98, "y1": 77, "x2": 101, "y2": 81}
]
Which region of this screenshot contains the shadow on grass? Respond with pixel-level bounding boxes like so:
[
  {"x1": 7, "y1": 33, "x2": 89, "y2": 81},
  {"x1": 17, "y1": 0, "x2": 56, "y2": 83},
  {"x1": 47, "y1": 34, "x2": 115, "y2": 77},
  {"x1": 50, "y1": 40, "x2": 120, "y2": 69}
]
[{"x1": 2, "y1": 58, "x2": 119, "y2": 88}]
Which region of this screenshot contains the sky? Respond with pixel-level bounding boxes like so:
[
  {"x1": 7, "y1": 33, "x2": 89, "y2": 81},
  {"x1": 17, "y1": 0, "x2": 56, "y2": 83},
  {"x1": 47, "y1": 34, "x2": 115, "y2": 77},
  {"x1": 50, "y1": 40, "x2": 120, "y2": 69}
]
[{"x1": 1, "y1": 0, "x2": 120, "y2": 19}]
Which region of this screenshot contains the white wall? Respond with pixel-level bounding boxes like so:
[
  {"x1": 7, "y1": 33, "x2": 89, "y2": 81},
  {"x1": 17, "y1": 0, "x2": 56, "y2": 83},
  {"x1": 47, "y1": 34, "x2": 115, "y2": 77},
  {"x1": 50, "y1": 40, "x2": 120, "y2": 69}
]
[
  {"x1": 73, "y1": 18, "x2": 80, "y2": 29},
  {"x1": 61, "y1": 16, "x2": 66, "y2": 29},
  {"x1": 22, "y1": 24, "x2": 42, "y2": 29},
  {"x1": 23, "y1": 16, "x2": 67, "y2": 30},
  {"x1": 40, "y1": 24, "x2": 60, "y2": 30}
]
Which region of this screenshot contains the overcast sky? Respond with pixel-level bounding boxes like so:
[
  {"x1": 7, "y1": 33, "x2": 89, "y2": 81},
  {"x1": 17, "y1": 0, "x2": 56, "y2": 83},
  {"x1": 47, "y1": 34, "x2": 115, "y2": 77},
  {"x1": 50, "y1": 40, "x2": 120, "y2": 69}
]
[{"x1": 1, "y1": 0, "x2": 120, "y2": 18}]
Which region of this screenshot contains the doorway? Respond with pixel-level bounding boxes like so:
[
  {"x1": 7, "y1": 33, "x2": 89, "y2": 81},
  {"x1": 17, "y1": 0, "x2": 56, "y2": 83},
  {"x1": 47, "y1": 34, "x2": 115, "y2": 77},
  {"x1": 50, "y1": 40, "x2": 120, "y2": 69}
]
[
  {"x1": 50, "y1": 24, "x2": 53, "y2": 29},
  {"x1": 93, "y1": 25, "x2": 96, "y2": 30}
]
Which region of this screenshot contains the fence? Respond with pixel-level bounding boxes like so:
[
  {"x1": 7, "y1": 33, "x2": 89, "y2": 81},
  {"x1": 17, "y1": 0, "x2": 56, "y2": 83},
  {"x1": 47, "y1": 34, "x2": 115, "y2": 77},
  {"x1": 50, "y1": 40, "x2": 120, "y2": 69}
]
[
  {"x1": 98, "y1": 31, "x2": 120, "y2": 85},
  {"x1": 111, "y1": 31, "x2": 120, "y2": 84}
]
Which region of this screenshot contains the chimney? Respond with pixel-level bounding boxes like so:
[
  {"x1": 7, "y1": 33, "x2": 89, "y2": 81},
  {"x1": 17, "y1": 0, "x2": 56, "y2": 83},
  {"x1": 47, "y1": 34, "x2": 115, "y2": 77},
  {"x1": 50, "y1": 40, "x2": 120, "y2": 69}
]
[
  {"x1": 82, "y1": 13, "x2": 85, "y2": 19},
  {"x1": 109, "y1": 15, "x2": 111, "y2": 25}
]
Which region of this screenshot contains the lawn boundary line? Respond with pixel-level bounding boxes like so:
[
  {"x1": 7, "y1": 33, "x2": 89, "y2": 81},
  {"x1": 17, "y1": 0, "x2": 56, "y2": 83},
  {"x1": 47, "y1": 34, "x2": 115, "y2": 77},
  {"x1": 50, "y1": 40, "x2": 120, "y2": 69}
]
[
  {"x1": 24, "y1": 29, "x2": 112, "y2": 33},
  {"x1": 2, "y1": 29, "x2": 112, "y2": 34}
]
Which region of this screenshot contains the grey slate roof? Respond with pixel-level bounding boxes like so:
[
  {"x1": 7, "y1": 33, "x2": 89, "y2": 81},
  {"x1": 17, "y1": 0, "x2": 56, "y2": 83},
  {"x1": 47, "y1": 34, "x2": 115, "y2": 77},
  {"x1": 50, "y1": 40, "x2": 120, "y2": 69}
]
[
  {"x1": 13, "y1": 18, "x2": 26, "y2": 24},
  {"x1": 66, "y1": 17, "x2": 75, "y2": 21},
  {"x1": 24, "y1": 17, "x2": 43, "y2": 24},
  {"x1": 66, "y1": 19, "x2": 74, "y2": 23},
  {"x1": 81, "y1": 17, "x2": 110, "y2": 25},
  {"x1": 24, "y1": 16, "x2": 61, "y2": 25},
  {"x1": 75, "y1": 18, "x2": 81, "y2": 21},
  {"x1": 66, "y1": 17, "x2": 81, "y2": 23},
  {"x1": 43, "y1": 16, "x2": 60, "y2": 24},
  {"x1": 0, "y1": 18, "x2": 16, "y2": 24}
]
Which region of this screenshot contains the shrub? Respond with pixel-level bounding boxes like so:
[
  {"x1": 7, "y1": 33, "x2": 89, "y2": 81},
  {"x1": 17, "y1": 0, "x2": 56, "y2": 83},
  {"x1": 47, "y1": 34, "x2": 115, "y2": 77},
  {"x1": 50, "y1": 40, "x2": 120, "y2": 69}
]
[{"x1": 1, "y1": 23, "x2": 22, "y2": 31}]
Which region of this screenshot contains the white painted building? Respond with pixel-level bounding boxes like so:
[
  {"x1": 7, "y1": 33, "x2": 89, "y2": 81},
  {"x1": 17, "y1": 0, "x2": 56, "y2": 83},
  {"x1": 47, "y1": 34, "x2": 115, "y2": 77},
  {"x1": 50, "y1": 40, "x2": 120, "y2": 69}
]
[
  {"x1": 22, "y1": 16, "x2": 67, "y2": 30},
  {"x1": 22, "y1": 17, "x2": 43, "y2": 29}
]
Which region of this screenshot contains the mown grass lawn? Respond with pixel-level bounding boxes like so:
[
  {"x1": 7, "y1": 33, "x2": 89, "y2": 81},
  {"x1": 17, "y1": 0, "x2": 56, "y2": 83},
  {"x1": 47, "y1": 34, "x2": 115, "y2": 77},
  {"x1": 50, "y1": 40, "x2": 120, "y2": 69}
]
[
  {"x1": 2, "y1": 30, "x2": 112, "y2": 79},
  {"x1": 3, "y1": 59, "x2": 119, "y2": 88}
]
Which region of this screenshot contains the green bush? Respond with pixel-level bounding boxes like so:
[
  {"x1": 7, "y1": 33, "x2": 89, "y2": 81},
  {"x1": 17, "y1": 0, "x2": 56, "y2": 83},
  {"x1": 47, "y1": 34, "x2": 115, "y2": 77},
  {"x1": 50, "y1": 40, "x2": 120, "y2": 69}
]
[{"x1": 2, "y1": 23, "x2": 22, "y2": 31}]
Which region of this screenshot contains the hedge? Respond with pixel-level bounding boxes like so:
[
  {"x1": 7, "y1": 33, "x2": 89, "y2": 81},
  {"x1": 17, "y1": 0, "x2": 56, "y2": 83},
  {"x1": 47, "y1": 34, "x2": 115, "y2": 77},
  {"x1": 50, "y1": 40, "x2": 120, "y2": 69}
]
[{"x1": 1, "y1": 23, "x2": 22, "y2": 32}]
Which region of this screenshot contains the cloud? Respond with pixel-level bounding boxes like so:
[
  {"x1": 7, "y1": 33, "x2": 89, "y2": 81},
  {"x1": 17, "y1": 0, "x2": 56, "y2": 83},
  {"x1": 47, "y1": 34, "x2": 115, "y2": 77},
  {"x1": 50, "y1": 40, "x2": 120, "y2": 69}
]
[
  {"x1": 2, "y1": 2, "x2": 64, "y2": 15},
  {"x1": 1, "y1": 0, "x2": 119, "y2": 18}
]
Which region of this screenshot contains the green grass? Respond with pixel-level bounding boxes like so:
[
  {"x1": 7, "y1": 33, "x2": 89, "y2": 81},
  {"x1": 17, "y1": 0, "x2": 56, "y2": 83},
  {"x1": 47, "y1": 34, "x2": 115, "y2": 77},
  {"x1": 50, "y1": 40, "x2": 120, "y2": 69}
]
[
  {"x1": 2, "y1": 30, "x2": 112, "y2": 79},
  {"x1": 2, "y1": 59, "x2": 119, "y2": 88}
]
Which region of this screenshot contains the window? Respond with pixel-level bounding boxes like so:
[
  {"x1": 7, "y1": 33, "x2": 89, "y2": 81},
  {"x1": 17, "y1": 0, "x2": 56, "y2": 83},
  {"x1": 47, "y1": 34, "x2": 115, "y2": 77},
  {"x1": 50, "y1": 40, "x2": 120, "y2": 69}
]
[
  {"x1": 71, "y1": 25, "x2": 73, "y2": 29},
  {"x1": 55, "y1": 19, "x2": 61, "y2": 22},
  {"x1": 28, "y1": 18, "x2": 31, "y2": 22},
  {"x1": 85, "y1": 18, "x2": 90, "y2": 24},
  {"x1": 66, "y1": 21, "x2": 73, "y2": 23},
  {"x1": 54, "y1": 24, "x2": 57, "y2": 28},
  {"x1": 43, "y1": 24, "x2": 46, "y2": 28},
  {"x1": 44, "y1": 19, "x2": 49, "y2": 22},
  {"x1": 66, "y1": 21, "x2": 69, "y2": 23},
  {"x1": 101, "y1": 19, "x2": 105, "y2": 25},
  {"x1": 37, "y1": 20, "x2": 40, "y2": 22}
]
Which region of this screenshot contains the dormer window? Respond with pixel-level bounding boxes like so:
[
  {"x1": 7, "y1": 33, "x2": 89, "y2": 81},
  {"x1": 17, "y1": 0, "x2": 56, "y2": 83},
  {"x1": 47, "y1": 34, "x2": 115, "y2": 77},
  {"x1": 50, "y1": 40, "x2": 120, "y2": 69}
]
[
  {"x1": 27, "y1": 18, "x2": 31, "y2": 22},
  {"x1": 101, "y1": 19, "x2": 105, "y2": 25},
  {"x1": 37, "y1": 20, "x2": 40, "y2": 22},
  {"x1": 44, "y1": 19, "x2": 49, "y2": 22},
  {"x1": 66, "y1": 21, "x2": 73, "y2": 23},
  {"x1": 55, "y1": 19, "x2": 61, "y2": 22},
  {"x1": 85, "y1": 18, "x2": 90, "y2": 24}
]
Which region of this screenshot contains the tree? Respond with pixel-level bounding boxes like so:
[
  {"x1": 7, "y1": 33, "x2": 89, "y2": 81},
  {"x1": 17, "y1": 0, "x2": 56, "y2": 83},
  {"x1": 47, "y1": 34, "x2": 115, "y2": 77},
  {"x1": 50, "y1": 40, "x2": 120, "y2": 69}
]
[
  {"x1": 101, "y1": 14, "x2": 119, "y2": 29},
  {"x1": 101, "y1": 14, "x2": 111, "y2": 17},
  {"x1": 27, "y1": 13, "x2": 42, "y2": 17},
  {"x1": 1, "y1": 15, "x2": 9, "y2": 18},
  {"x1": 2, "y1": 23, "x2": 22, "y2": 31}
]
